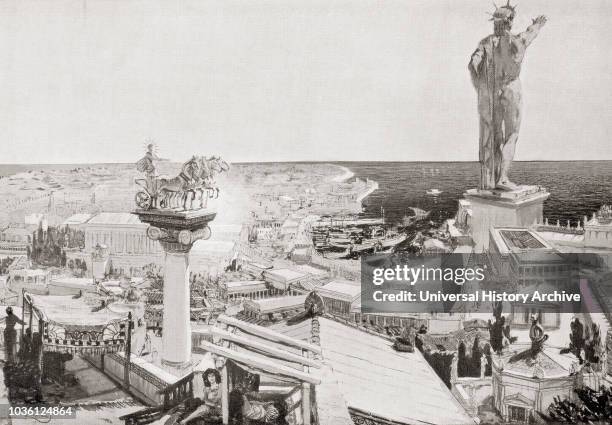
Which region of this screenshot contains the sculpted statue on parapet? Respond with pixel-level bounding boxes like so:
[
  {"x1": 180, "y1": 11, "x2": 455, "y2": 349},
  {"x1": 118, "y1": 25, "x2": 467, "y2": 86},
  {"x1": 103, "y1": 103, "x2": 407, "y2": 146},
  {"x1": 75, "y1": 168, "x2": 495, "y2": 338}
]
[
  {"x1": 469, "y1": 2, "x2": 547, "y2": 190},
  {"x1": 135, "y1": 144, "x2": 229, "y2": 210}
]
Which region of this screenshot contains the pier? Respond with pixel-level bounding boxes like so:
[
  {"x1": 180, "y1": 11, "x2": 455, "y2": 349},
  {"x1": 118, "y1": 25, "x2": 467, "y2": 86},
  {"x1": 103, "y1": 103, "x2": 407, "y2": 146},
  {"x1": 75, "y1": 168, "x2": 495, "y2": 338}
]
[{"x1": 311, "y1": 217, "x2": 383, "y2": 228}]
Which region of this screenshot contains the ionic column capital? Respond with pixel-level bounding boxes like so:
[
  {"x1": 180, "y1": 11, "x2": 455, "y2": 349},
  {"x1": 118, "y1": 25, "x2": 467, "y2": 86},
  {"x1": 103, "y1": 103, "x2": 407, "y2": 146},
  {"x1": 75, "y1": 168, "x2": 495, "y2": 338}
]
[{"x1": 146, "y1": 225, "x2": 212, "y2": 253}]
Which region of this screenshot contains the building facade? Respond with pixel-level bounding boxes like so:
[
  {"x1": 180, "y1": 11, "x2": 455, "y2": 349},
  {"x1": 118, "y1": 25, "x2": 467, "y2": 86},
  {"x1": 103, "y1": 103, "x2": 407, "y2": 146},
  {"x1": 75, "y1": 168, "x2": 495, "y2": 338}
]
[{"x1": 81, "y1": 212, "x2": 163, "y2": 275}]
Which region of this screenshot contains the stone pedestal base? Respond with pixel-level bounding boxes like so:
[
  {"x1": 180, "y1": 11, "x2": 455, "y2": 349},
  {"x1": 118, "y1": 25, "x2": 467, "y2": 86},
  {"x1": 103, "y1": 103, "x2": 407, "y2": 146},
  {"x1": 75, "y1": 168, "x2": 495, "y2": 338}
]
[{"x1": 464, "y1": 185, "x2": 550, "y2": 252}]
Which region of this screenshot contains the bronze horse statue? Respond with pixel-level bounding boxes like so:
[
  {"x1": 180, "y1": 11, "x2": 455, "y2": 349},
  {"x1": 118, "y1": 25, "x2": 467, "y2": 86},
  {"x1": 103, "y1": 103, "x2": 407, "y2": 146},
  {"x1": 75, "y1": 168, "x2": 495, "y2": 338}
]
[
  {"x1": 156, "y1": 156, "x2": 229, "y2": 210},
  {"x1": 157, "y1": 156, "x2": 200, "y2": 209},
  {"x1": 193, "y1": 156, "x2": 229, "y2": 207}
]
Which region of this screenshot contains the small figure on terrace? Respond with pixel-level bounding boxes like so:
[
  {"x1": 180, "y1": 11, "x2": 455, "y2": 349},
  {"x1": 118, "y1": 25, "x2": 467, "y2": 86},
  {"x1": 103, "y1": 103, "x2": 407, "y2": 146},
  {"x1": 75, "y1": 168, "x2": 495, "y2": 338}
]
[
  {"x1": 451, "y1": 354, "x2": 459, "y2": 381},
  {"x1": 18, "y1": 327, "x2": 33, "y2": 361},
  {"x1": 560, "y1": 316, "x2": 585, "y2": 364},
  {"x1": 4, "y1": 306, "x2": 25, "y2": 364},
  {"x1": 509, "y1": 315, "x2": 549, "y2": 363},
  {"x1": 529, "y1": 314, "x2": 548, "y2": 353},
  {"x1": 480, "y1": 353, "x2": 488, "y2": 379}
]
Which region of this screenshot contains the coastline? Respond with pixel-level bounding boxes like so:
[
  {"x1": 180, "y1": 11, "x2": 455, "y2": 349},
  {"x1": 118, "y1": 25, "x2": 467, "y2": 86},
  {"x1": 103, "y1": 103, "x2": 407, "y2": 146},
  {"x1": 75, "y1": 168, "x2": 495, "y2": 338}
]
[
  {"x1": 328, "y1": 163, "x2": 379, "y2": 212},
  {"x1": 330, "y1": 164, "x2": 355, "y2": 183},
  {"x1": 356, "y1": 180, "x2": 379, "y2": 204}
]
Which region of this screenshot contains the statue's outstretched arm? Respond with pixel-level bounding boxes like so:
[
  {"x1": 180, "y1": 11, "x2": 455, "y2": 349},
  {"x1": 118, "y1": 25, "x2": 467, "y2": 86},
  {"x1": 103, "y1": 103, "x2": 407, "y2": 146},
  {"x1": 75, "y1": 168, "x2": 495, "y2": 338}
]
[{"x1": 519, "y1": 15, "x2": 547, "y2": 47}]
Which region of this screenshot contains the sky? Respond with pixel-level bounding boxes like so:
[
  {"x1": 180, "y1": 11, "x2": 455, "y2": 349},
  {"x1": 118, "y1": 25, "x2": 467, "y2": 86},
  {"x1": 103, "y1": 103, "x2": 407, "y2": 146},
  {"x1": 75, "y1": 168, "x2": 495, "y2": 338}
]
[{"x1": 1, "y1": 0, "x2": 611, "y2": 164}]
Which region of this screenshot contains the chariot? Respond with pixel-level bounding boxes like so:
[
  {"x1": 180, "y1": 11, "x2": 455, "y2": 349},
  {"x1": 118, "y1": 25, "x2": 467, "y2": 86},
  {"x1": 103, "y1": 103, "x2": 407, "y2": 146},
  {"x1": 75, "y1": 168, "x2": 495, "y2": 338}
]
[{"x1": 134, "y1": 177, "x2": 158, "y2": 210}]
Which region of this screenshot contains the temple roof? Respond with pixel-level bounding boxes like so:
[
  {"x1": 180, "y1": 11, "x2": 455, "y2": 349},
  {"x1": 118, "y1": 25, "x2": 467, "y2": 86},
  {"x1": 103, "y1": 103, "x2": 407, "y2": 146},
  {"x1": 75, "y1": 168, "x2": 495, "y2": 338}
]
[
  {"x1": 495, "y1": 343, "x2": 576, "y2": 379},
  {"x1": 316, "y1": 279, "x2": 361, "y2": 302},
  {"x1": 61, "y1": 213, "x2": 94, "y2": 226},
  {"x1": 264, "y1": 268, "x2": 307, "y2": 282},
  {"x1": 87, "y1": 212, "x2": 143, "y2": 226},
  {"x1": 504, "y1": 392, "x2": 534, "y2": 407},
  {"x1": 244, "y1": 295, "x2": 308, "y2": 313}
]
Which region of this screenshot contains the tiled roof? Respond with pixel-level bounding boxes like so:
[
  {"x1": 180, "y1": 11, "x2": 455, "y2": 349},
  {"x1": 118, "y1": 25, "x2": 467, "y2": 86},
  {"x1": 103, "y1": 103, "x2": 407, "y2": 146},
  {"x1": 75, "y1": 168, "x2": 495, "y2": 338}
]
[
  {"x1": 264, "y1": 268, "x2": 307, "y2": 281},
  {"x1": 317, "y1": 317, "x2": 474, "y2": 424},
  {"x1": 246, "y1": 295, "x2": 307, "y2": 312},
  {"x1": 316, "y1": 280, "x2": 361, "y2": 301}
]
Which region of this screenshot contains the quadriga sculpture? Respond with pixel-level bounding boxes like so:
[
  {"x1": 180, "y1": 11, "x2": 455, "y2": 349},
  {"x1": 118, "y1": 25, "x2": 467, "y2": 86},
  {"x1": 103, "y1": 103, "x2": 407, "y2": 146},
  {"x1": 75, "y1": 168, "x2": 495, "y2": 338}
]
[{"x1": 135, "y1": 150, "x2": 229, "y2": 211}]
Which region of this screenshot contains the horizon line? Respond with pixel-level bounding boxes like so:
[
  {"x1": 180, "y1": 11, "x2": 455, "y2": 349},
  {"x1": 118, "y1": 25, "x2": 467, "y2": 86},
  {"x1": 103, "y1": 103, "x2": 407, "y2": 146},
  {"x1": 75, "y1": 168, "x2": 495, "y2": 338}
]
[{"x1": 2, "y1": 159, "x2": 612, "y2": 166}]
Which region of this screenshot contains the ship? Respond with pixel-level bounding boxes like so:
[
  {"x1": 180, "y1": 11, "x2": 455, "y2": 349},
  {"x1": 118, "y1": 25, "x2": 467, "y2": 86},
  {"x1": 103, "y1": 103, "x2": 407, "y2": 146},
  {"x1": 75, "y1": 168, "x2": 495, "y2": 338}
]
[
  {"x1": 312, "y1": 205, "x2": 407, "y2": 257},
  {"x1": 325, "y1": 226, "x2": 407, "y2": 254}
]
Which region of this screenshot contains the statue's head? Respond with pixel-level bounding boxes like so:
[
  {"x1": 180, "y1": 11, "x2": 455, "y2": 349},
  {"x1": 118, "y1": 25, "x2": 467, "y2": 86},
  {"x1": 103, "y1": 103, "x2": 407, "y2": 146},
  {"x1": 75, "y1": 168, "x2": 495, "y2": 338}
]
[{"x1": 490, "y1": 1, "x2": 516, "y2": 34}]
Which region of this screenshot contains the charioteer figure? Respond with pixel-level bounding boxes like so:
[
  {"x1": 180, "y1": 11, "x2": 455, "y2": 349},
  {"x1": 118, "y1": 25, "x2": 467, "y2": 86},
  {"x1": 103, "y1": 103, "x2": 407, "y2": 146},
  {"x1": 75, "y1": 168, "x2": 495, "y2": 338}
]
[{"x1": 136, "y1": 143, "x2": 161, "y2": 207}]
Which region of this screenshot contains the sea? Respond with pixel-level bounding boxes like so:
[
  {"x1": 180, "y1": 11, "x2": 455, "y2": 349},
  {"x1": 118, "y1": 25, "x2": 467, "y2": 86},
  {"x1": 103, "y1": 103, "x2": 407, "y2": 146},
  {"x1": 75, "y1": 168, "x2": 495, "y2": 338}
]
[
  {"x1": 335, "y1": 161, "x2": 612, "y2": 228},
  {"x1": 2, "y1": 161, "x2": 611, "y2": 228}
]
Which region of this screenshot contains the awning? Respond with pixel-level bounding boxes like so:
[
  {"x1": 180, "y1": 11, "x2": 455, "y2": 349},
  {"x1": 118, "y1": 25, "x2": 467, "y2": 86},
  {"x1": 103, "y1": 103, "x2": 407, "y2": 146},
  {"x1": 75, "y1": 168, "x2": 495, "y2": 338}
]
[
  {"x1": 25, "y1": 293, "x2": 128, "y2": 354},
  {"x1": 29, "y1": 294, "x2": 126, "y2": 327}
]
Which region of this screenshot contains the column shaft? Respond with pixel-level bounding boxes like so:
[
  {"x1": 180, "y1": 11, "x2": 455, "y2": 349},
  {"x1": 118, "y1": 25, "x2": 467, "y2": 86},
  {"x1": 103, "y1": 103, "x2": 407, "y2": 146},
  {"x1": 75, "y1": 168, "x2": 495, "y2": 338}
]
[{"x1": 162, "y1": 250, "x2": 191, "y2": 365}]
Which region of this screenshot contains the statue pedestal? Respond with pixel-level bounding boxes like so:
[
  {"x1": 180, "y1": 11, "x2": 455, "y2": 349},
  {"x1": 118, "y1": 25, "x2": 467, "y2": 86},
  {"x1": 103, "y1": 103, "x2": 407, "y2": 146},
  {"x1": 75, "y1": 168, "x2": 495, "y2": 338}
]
[{"x1": 464, "y1": 185, "x2": 549, "y2": 252}]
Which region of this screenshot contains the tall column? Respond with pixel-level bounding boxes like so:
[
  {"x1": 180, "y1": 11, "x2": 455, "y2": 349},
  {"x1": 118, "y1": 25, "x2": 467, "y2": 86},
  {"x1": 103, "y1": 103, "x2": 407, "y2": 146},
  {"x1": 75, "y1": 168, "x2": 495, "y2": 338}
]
[
  {"x1": 135, "y1": 209, "x2": 215, "y2": 371},
  {"x1": 162, "y1": 248, "x2": 191, "y2": 365}
]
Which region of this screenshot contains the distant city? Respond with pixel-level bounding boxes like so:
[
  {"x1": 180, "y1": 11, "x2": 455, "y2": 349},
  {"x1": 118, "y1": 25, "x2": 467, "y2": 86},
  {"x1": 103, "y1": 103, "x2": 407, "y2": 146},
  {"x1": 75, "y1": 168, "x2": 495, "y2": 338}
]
[{"x1": 0, "y1": 158, "x2": 611, "y2": 424}]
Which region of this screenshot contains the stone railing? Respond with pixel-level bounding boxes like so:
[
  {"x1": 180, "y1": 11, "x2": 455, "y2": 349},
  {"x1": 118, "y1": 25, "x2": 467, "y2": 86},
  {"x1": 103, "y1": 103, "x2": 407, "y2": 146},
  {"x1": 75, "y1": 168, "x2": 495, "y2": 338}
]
[
  {"x1": 532, "y1": 218, "x2": 585, "y2": 235},
  {"x1": 159, "y1": 371, "x2": 195, "y2": 410},
  {"x1": 116, "y1": 363, "x2": 196, "y2": 424}
]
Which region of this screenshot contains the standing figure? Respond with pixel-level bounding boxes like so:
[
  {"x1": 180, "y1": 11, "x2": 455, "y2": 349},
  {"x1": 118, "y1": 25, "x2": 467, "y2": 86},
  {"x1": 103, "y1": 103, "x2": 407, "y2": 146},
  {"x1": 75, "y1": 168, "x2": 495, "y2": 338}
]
[
  {"x1": 469, "y1": 2, "x2": 547, "y2": 190},
  {"x1": 136, "y1": 143, "x2": 161, "y2": 207},
  {"x1": 480, "y1": 353, "x2": 488, "y2": 379},
  {"x1": 4, "y1": 307, "x2": 25, "y2": 364},
  {"x1": 18, "y1": 328, "x2": 33, "y2": 361},
  {"x1": 136, "y1": 143, "x2": 161, "y2": 180}
]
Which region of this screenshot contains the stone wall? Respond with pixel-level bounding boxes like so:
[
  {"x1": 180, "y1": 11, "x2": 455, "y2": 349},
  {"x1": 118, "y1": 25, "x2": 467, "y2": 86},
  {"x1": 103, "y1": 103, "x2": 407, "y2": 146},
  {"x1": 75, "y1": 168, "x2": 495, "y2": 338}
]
[{"x1": 101, "y1": 352, "x2": 174, "y2": 405}]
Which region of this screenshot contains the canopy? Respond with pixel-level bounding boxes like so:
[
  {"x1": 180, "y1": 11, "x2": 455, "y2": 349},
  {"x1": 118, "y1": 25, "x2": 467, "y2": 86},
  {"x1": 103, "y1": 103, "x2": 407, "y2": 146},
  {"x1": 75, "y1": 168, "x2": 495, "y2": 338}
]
[
  {"x1": 29, "y1": 294, "x2": 126, "y2": 327},
  {"x1": 25, "y1": 293, "x2": 128, "y2": 354}
]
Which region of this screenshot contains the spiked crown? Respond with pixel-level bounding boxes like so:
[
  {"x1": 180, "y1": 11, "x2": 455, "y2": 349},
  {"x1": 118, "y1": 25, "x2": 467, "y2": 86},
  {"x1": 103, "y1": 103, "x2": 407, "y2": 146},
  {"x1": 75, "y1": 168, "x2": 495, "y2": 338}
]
[{"x1": 489, "y1": 1, "x2": 516, "y2": 22}]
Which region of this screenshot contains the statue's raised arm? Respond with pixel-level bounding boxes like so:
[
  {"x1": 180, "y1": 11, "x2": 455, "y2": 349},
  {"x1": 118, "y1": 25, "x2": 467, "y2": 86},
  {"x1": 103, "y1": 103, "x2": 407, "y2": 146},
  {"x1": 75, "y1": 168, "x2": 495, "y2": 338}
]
[{"x1": 519, "y1": 15, "x2": 547, "y2": 47}]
